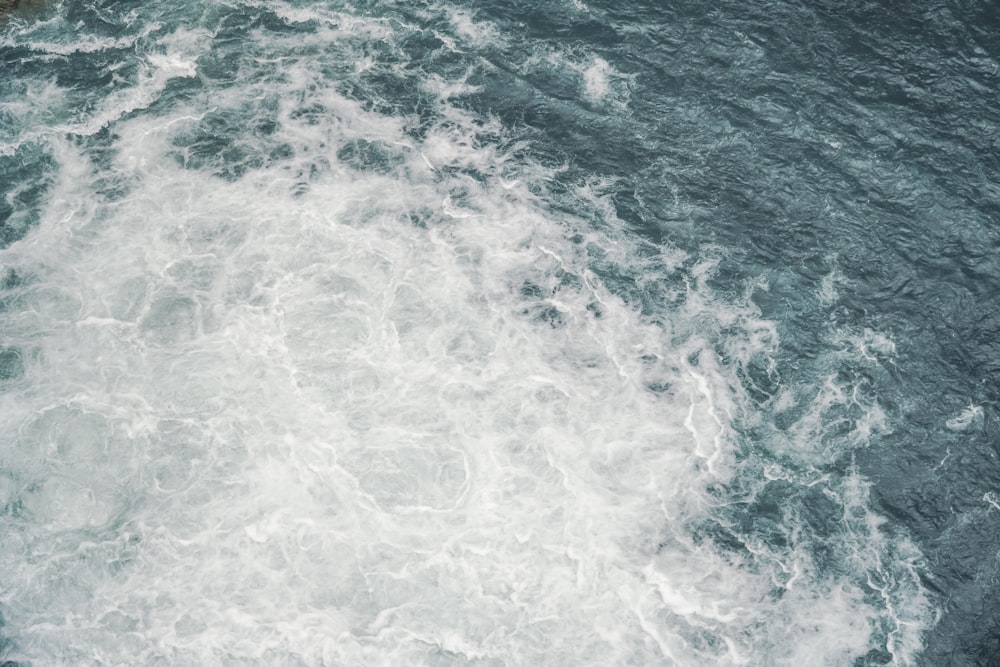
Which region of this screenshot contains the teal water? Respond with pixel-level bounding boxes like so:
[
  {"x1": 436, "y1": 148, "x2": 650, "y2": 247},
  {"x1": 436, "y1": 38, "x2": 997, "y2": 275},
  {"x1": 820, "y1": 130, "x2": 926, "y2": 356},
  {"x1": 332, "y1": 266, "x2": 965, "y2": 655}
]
[{"x1": 0, "y1": 0, "x2": 996, "y2": 664}]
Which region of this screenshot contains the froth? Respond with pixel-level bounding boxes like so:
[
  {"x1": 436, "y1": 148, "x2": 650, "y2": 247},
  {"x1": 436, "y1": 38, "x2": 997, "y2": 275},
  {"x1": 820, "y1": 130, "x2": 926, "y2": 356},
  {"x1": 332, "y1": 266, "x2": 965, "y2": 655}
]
[{"x1": 0, "y1": 2, "x2": 933, "y2": 665}]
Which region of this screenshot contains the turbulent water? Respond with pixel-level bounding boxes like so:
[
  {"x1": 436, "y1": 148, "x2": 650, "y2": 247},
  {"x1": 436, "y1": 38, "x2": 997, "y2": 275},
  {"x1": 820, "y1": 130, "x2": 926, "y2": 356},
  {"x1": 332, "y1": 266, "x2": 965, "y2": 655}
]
[{"x1": 0, "y1": 0, "x2": 997, "y2": 664}]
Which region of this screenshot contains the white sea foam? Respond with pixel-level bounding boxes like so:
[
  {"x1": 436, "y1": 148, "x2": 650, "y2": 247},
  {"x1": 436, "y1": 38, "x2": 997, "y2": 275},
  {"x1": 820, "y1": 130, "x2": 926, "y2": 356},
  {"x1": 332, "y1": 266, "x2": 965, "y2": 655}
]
[
  {"x1": 0, "y1": 25, "x2": 208, "y2": 154},
  {"x1": 818, "y1": 265, "x2": 846, "y2": 305},
  {"x1": 518, "y1": 47, "x2": 632, "y2": 111},
  {"x1": 0, "y1": 2, "x2": 934, "y2": 665},
  {"x1": 0, "y1": 21, "x2": 159, "y2": 56},
  {"x1": 946, "y1": 405, "x2": 983, "y2": 431},
  {"x1": 446, "y1": 8, "x2": 501, "y2": 48}
]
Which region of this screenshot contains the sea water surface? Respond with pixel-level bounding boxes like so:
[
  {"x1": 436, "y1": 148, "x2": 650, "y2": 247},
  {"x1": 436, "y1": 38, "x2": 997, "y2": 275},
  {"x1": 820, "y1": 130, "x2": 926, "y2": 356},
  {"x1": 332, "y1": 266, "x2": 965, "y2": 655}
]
[{"x1": 0, "y1": 0, "x2": 997, "y2": 665}]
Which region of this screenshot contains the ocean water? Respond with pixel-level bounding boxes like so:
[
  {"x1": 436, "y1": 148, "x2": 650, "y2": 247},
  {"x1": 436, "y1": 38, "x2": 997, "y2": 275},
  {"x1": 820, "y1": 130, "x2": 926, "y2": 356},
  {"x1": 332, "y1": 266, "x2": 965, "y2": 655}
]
[{"x1": 0, "y1": 0, "x2": 997, "y2": 665}]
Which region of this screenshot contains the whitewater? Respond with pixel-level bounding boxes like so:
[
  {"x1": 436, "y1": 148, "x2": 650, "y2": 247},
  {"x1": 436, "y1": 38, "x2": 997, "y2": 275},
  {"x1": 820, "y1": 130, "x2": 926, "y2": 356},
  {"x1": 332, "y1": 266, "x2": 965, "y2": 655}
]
[{"x1": 8, "y1": 0, "x2": 994, "y2": 664}]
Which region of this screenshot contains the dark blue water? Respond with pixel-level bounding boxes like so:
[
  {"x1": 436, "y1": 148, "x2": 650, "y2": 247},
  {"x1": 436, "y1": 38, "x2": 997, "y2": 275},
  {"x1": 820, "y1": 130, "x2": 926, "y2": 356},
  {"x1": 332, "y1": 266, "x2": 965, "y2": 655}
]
[{"x1": 1, "y1": 0, "x2": 997, "y2": 664}]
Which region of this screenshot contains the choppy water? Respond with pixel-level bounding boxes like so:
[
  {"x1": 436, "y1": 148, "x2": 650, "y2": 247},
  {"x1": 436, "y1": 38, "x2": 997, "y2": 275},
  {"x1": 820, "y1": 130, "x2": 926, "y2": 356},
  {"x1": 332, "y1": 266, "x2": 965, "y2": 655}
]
[{"x1": 0, "y1": 1, "x2": 997, "y2": 665}]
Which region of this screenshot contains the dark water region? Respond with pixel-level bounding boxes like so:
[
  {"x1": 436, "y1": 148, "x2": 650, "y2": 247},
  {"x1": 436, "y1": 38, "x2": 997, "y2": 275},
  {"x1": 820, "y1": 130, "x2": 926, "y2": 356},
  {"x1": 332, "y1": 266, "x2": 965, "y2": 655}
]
[
  {"x1": 449, "y1": 1, "x2": 1000, "y2": 664},
  {"x1": 0, "y1": 1, "x2": 50, "y2": 20}
]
